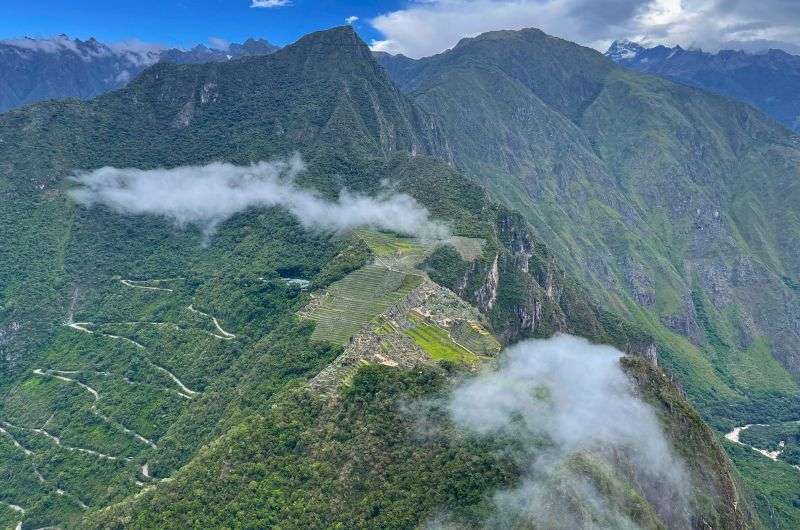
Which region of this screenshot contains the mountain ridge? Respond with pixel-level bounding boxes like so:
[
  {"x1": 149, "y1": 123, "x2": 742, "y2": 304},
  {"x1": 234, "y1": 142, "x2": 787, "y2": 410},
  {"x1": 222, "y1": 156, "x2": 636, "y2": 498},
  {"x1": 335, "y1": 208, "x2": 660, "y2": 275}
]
[
  {"x1": 0, "y1": 34, "x2": 278, "y2": 114},
  {"x1": 376, "y1": 26, "x2": 800, "y2": 412},
  {"x1": 0, "y1": 25, "x2": 759, "y2": 528},
  {"x1": 605, "y1": 39, "x2": 800, "y2": 132}
]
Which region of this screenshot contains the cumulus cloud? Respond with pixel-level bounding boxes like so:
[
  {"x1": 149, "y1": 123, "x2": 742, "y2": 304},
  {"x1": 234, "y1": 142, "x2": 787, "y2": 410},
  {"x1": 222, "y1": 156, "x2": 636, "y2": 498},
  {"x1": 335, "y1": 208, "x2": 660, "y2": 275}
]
[
  {"x1": 0, "y1": 35, "x2": 81, "y2": 54},
  {"x1": 433, "y1": 334, "x2": 691, "y2": 527},
  {"x1": 251, "y1": 0, "x2": 291, "y2": 8},
  {"x1": 68, "y1": 156, "x2": 449, "y2": 241},
  {"x1": 369, "y1": 0, "x2": 800, "y2": 57},
  {"x1": 345, "y1": 16, "x2": 359, "y2": 25}
]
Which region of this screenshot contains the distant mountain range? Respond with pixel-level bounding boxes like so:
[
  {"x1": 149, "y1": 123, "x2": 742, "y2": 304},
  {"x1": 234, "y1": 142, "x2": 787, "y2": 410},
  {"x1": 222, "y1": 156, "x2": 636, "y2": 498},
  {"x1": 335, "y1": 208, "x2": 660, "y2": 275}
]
[
  {"x1": 0, "y1": 35, "x2": 278, "y2": 113},
  {"x1": 606, "y1": 40, "x2": 800, "y2": 132}
]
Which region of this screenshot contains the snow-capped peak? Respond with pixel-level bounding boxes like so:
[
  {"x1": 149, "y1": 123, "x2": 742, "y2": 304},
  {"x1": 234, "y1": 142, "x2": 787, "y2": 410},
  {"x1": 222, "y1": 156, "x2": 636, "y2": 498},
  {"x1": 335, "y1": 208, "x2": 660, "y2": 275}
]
[{"x1": 605, "y1": 40, "x2": 645, "y2": 61}]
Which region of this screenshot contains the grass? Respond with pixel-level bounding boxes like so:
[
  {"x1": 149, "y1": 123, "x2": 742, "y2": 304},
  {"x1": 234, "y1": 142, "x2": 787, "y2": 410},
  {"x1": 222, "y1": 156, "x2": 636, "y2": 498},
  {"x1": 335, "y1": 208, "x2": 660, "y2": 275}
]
[
  {"x1": 726, "y1": 338, "x2": 799, "y2": 395},
  {"x1": 404, "y1": 316, "x2": 479, "y2": 365},
  {"x1": 450, "y1": 320, "x2": 502, "y2": 356},
  {"x1": 354, "y1": 230, "x2": 424, "y2": 258},
  {"x1": 308, "y1": 264, "x2": 423, "y2": 345}
]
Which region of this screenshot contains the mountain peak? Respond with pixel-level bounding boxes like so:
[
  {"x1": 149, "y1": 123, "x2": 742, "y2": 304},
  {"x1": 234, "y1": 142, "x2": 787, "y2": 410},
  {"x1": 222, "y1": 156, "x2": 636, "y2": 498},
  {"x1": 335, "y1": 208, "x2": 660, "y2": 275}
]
[
  {"x1": 452, "y1": 27, "x2": 547, "y2": 51},
  {"x1": 281, "y1": 25, "x2": 374, "y2": 65},
  {"x1": 605, "y1": 39, "x2": 646, "y2": 61},
  {"x1": 293, "y1": 25, "x2": 361, "y2": 48}
]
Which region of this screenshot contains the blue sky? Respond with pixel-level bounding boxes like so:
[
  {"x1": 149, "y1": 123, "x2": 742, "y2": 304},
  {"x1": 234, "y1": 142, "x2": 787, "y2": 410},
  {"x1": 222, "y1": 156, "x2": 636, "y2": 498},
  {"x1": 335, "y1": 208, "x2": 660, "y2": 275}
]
[
  {"x1": 0, "y1": 0, "x2": 404, "y2": 49},
  {"x1": 2, "y1": 1, "x2": 799, "y2": 58}
]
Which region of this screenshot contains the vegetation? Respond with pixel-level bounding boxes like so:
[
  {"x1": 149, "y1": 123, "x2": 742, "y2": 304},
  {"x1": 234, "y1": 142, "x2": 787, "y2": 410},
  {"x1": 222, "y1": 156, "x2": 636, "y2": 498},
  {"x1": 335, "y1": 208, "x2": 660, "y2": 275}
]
[
  {"x1": 89, "y1": 359, "x2": 751, "y2": 529},
  {"x1": 726, "y1": 441, "x2": 800, "y2": 529},
  {"x1": 0, "y1": 23, "x2": 787, "y2": 528},
  {"x1": 378, "y1": 26, "x2": 800, "y2": 426},
  {"x1": 403, "y1": 314, "x2": 479, "y2": 365},
  {"x1": 306, "y1": 264, "x2": 422, "y2": 345},
  {"x1": 380, "y1": 30, "x2": 800, "y2": 527},
  {"x1": 740, "y1": 423, "x2": 800, "y2": 466}
]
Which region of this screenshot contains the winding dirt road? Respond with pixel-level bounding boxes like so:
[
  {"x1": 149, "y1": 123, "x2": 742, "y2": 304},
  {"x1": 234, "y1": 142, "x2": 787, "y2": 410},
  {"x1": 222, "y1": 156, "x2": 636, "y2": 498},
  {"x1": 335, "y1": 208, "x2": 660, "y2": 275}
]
[
  {"x1": 66, "y1": 322, "x2": 198, "y2": 399},
  {"x1": 0, "y1": 423, "x2": 88, "y2": 511},
  {"x1": 187, "y1": 304, "x2": 236, "y2": 339},
  {"x1": 32, "y1": 369, "x2": 156, "y2": 449},
  {"x1": 119, "y1": 279, "x2": 174, "y2": 292}
]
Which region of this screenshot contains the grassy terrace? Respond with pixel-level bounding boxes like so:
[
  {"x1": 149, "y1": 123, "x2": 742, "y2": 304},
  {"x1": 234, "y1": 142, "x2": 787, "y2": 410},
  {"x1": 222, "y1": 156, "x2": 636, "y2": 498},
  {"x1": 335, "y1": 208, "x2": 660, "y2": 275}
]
[
  {"x1": 354, "y1": 230, "x2": 425, "y2": 258},
  {"x1": 404, "y1": 323, "x2": 478, "y2": 365},
  {"x1": 306, "y1": 231, "x2": 431, "y2": 346},
  {"x1": 450, "y1": 320, "x2": 502, "y2": 356},
  {"x1": 308, "y1": 264, "x2": 423, "y2": 345}
]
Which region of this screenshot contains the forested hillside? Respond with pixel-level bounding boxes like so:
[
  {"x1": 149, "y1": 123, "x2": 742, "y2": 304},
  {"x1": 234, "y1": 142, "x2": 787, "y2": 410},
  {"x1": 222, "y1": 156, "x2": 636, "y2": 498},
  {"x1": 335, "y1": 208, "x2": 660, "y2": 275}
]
[
  {"x1": 0, "y1": 25, "x2": 795, "y2": 529},
  {"x1": 376, "y1": 29, "x2": 800, "y2": 525}
]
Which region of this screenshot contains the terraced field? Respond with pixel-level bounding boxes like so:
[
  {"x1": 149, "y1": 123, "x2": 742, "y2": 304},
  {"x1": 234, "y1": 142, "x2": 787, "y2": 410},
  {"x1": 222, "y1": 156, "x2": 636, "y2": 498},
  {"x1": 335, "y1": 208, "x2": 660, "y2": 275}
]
[
  {"x1": 308, "y1": 265, "x2": 422, "y2": 345},
  {"x1": 354, "y1": 230, "x2": 426, "y2": 259},
  {"x1": 404, "y1": 322, "x2": 478, "y2": 365},
  {"x1": 307, "y1": 231, "x2": 498, "y2": 357},
  {"x1": 450, "y1": 320, "x2": 502, "y2": 356}
]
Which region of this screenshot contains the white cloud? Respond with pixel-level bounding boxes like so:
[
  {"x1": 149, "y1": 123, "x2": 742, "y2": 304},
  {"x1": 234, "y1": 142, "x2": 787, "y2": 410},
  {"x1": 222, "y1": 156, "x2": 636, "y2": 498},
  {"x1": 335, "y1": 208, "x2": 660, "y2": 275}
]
[
  {"x1": 69, "y1": 156, "x2": 450, "y2": 241},
  {"x1": 0, "y1": 35, "x2": 81, "y2": 54},
  {"x1": 251, "y1": 0, "x2": 291, "y2": 8},
  {"x1": 345, "y1": 15, "x2": 359, "y2": 25},
  {"x1": 106, "y1": 39, "x2": 164, "y2": 66},
  {"x1": 433, "y1": 334, "x2": 692, "y2": 527},
  {"x1": 0, "y1": 35, "x2": 163, "y2": 66},
  {"x1": 369, "y1": 0, "x2": 800, "y2": 57},
  {"x1": 208, "y1": 37, "x2": 230, "y2": 51}
]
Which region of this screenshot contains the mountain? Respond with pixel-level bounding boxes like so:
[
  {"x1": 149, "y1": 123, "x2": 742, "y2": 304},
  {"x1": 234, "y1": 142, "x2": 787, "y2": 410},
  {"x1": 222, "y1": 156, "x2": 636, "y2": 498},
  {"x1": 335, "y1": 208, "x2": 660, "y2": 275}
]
[
  {"x1": 376, "y1": 27, "x2": 800, "y2": 523},
  {"x1": 606, "y1": 40, "x2": 800, "y2": 132},
  {"x1": 158, "y1": 38, "x2": 278, "y2": 64},
  {"x1": 376, "y1": 27, "x2": 800, "y2": 406},
  {"x1": 0, "y1": 35, "x2": 278, "y2": 113},
  {"x1": 0, "y1": 26, "x2": 758, "y2": 529}
]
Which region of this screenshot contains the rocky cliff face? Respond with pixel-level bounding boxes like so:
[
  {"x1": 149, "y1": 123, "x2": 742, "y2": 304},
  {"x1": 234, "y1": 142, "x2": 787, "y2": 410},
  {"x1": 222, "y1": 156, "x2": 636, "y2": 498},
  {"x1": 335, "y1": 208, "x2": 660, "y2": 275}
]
[{"x1": 425, "y1": 208, "x2": 657, "y2": 362}]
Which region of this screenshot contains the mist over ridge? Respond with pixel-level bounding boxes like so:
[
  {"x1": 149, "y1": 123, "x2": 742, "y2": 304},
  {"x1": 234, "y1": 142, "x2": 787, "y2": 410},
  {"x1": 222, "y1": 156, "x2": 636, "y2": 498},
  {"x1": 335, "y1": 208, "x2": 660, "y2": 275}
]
[
  {"x1": 69, "y1": 155, "x2": 450, "y2": 241},
  {"x1": 433, "y1": 334, "x2": 692, "y2": 528}
]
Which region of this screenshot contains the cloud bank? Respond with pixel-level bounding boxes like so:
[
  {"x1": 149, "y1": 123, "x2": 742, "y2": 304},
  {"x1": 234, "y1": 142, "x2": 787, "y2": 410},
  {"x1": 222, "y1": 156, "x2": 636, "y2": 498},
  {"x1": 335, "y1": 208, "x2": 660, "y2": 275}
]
[
  {"x1": 251, "y1": 0, "x2": 291, "y2": 8},
  {"x1": 0, "y1": 35, "x2": 163, "y2": 66},
  {"x1": 69, "y1": 156, "x2": 449, "y2": 240},
  {"x1": 370, "y1": 0, "x2": 800, "y2": 57},
  {"x1": 436, "y1": 334, "x2": 691, "y2": 527}
]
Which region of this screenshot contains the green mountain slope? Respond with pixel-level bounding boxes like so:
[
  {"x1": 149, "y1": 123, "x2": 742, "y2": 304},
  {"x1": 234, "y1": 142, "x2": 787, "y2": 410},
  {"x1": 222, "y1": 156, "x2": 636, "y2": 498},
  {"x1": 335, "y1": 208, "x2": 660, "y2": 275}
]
[
  {"x1": 0, "y1": 26, "x2": 766, "y2": 528},
  {"x1": 376, "y1": 28, "x2": 800, "y2": 423}
]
